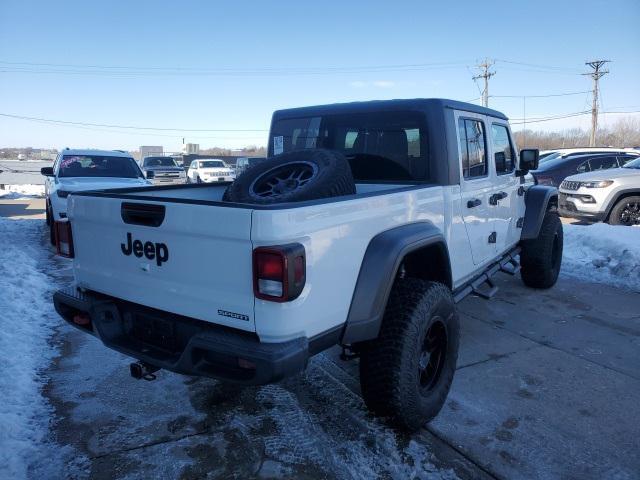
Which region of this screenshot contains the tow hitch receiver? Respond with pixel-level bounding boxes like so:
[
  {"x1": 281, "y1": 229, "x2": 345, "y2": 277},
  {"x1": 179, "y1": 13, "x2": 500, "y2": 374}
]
[{"x1": 130, "y1": 361, "x2": 160, "y2": 381}]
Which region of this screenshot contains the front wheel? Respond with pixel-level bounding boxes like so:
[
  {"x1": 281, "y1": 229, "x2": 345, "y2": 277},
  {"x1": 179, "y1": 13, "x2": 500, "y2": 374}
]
[
  {"x1": 359, "y1": 279, "x2": 459, "y2": 431},
  {"x1": 520, "y1": 212, "x2": 563, "y2": 288},
  {"x1": 608, "y1": 196, "x2": 640, "y2": 226}
]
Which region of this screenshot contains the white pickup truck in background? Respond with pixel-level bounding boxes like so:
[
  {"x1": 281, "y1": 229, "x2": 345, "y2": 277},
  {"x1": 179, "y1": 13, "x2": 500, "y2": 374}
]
[
  {"x1": 41, "y1": 149, "x2": 150, "y2": 246},
  {"x1": 53, "y1": 98, "x2": 562, "y2": 430}
]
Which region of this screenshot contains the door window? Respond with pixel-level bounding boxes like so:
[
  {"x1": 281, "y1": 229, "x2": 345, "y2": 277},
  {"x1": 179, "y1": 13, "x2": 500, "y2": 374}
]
[
  {"x1": 458, "y1": 118, "x2": 487, "y2": 179},
  {"x1": 576, "y1": 160, "x2": 590, "y2": 173},
  {"x1": 589, "y1": 156, "x2": 618, "y2": 171},
  {"x1": 617, "y1": 155, "x2": 639, "y2": 167},
  {"x1": 491, "y1": 124, "x2": 515, "y2": 174}
]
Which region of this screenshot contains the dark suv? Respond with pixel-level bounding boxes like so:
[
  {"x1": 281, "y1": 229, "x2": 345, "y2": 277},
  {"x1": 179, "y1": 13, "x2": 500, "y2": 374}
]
[{"x1": 532, "y1": 152, "x2": 639, "y2": 187}]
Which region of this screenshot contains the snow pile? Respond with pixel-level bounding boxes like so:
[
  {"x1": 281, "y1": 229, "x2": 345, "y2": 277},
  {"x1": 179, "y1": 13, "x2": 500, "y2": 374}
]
[
  {"x1": 0, "y1": 218, "x2": 60, "y2": 478},
  {"x1": 562, "y1": 223, "x2": 640, "y2": 292},
  {"x1": 0, "y1": 184, "x2": 45, "y2": 199}
]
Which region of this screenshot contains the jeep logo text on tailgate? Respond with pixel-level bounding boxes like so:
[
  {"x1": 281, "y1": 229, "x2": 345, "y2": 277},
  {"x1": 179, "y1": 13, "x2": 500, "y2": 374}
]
[{"x1": 121, "y1": 232, "x2": 169, "y2": 266}]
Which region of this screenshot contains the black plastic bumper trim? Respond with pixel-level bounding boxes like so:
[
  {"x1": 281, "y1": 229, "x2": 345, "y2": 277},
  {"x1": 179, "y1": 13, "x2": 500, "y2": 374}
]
[{"x1": 53, "y1": 287, "x2": 319, "y2": 385}]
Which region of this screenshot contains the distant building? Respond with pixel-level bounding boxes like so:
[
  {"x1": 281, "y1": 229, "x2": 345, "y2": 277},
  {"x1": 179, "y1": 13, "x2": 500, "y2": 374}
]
[
  {"x1": 139, "y1": 146, "x2": 164, "y2": 160},
  {"x1": 182, "y1": 143, "x2": 200, "y2": 154}
]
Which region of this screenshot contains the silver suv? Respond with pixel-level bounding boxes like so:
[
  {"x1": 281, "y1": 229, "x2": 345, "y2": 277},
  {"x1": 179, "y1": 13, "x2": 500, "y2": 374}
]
[{"x1": 558, "y1": 156, "x2": 640, "y2": 225}]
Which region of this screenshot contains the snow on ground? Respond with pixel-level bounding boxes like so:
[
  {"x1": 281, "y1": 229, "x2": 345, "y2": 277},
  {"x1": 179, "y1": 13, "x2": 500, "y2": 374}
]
[
  {"x1": 0, "y1": 217, "x2": 62, "y2": 479},
  {"x1": 562, "y1": 223, "x2": 640, "y2": 292},
  {"x1": 0, "y1": 184, "x2": 45, "y2": 199}
]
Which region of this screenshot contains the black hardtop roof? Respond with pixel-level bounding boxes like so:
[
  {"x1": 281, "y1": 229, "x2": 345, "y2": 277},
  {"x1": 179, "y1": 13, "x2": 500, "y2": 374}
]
[{"x1": 272, "y1": 98, "x2": 508, "y2": 121}]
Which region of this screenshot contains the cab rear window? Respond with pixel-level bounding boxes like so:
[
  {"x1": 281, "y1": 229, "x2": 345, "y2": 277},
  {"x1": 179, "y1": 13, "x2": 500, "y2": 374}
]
[{"x1": 270, "y1": 111, "x2": 429, "y2": 182}]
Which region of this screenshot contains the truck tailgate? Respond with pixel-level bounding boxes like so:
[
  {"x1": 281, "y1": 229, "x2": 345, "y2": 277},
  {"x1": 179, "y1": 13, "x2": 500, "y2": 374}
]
[{"x1": 68, "y1": 195, "x2": 256, "y2": 332}]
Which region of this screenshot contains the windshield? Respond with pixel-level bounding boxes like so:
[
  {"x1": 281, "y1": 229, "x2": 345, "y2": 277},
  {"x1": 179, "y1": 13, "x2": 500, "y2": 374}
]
[
  {"x1": 623, "y1": 157, "x2": 640, "y2": 169},
  {"x1": 144, "y1": 157, "x2": 177, "y2": 167},
  {"x1": 199, "y1": 160, "x2": 225, "y2": 168},
  {"x1": 270, "y1": 110, "x2": 428, "y2": 182},
  {"x1": 249, "y1": 158, "x2": 265, "y2": 166},
  {"x1": 59, "y1": 155, "x2": 143, "y2": 178}
]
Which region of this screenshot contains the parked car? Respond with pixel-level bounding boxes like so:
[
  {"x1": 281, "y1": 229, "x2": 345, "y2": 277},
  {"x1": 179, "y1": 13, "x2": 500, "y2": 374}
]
[
  {"x1": 558, "y1": 156, "x2": 640, "y2": 225},
  {"x1": 539, "y1": 147, "x2": 633, "y2": 164},
  {"x1": 140, "y1": 156, "x2": 186, "y2": 185},
  {"x1": 187, "y1": 159, "x2": 235, "y2": 183},
  {"x1": 41, "y1": 149, "x2": 150, "y2": 245},
  {"x1": 53, "y1": 98, "x2": 561, "y2": 431},
  {"x1": 235, "y1": 156, "x2": 266, "y2": 176},
  {"x1": 532, "y1": 152, "x2": 639, "y2": 187}
]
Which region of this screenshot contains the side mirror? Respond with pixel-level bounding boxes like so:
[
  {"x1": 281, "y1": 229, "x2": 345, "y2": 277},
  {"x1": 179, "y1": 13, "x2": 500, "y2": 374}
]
[
  {"x1": 41, "y1": 167, "x2": 54, "y2": 176},
  {"x1": 519, "y1": 149, "x2": 539, "y2": 173}
]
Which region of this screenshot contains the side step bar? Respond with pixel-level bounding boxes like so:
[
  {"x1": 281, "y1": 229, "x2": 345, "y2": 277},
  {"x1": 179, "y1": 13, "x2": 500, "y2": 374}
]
[{"x1": 453, "y1": 247, "x2": 521, "y2": 303}]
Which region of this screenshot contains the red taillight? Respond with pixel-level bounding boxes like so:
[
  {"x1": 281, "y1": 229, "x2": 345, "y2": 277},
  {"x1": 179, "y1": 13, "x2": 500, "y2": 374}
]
[
  {"x1": 55, "y1": 221, "x2": 74, "y2": 258},
  {"x1": 253, "y1": 244, "x2": 306, "y2": 302}
]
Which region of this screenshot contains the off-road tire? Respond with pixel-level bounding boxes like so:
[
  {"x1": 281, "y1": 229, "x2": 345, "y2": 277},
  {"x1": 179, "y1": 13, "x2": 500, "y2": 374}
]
[
  {"x1": 359, "y1": 279, "x2": 459, "y2": 431},
  {"x1": 608, "y1": 195, "x2": 640, "y2": 226},
  {"x1": 223, "y1": 149, "x2": 355, "y2": 204},
  {"x1": 520, "y1": 212, "x2": 563, "y2": 288}
]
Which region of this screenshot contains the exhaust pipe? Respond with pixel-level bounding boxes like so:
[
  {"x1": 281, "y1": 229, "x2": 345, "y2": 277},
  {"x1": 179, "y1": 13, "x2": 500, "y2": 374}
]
[{"x1": 130, "y1": 361, "x2": 160, "y2": 381}]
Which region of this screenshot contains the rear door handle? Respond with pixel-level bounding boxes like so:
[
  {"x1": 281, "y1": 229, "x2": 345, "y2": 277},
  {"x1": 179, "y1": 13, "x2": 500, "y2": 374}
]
[
  {"x1": 490, "y1": 191, "x2": 508, "y2": 205},
  {"x1": 467, "y1": 198, "x2": 482, "y2": 208}
]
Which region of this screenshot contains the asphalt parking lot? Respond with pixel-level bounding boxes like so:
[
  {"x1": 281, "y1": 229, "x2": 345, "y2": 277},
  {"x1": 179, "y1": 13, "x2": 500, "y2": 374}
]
[
  {"x1": 37, "y1": 232, "x2": 639, "y2": 479},
  {"x1": 2, "y1": 201, "x2": 638, "y2": 479}
]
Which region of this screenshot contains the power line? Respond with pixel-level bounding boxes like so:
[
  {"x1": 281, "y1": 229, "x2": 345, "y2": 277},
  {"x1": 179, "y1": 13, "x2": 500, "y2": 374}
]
[
  {"x1": 490, "y1": 90, "x2": 590, "y2": 98},
  {"x1": 0, "y1": 59, "x2": 474, "y2": 77},
  {"x1": 494, "y1": 59, "x2": 583, "y2": 73},
  {"x1": 0, "y1": 112, "x2": 267, "y2": 132},
  {"x1": 510, "y1": 110, "x2": 592, "y2": 125}
]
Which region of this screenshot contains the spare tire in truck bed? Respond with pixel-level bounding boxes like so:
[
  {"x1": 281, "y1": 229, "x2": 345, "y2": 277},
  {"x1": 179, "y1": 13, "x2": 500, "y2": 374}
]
[{"x1": 223, "y1": 149, "x2": 356, "y2": 204}]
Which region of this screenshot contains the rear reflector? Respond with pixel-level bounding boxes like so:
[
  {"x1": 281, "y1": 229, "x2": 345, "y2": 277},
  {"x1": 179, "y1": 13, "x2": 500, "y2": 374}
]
[
  {"x1": 55, "y1": 221, "x2": 74, "y2": 258},
  {"x1": 253, "y1": 244, "x2": 306, "y2": 302}
]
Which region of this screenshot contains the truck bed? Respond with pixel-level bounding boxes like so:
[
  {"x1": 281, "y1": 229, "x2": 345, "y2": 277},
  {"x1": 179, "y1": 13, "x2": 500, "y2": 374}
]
[{"x1": 67, "y1": 182, "x2": 472, "y2": 343}]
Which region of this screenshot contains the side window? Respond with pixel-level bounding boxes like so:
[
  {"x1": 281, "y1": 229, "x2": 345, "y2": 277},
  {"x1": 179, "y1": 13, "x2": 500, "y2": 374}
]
[
  {"x1": 491, "y1": 124, "x2": 515, "y2": 174},
  {"x1": 617, "y1": 155, "x2": 637, "y2": 167},
  {"x1": 589, "y1": 156, "x2": 618, "y2": 171},
  {"x1": 576, "y1": 160, "x2": 590, "y2": 173},
  {"x1": 458, "y1": 118, "x2": 487, "y2": 179}
]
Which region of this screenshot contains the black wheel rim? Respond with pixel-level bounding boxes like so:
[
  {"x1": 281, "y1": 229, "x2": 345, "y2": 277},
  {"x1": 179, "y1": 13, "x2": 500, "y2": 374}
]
[
  {"x1": 249, "y1": 161, "x2": 318, "y2": 199},
  {"x1": 418, "y1": 319, "x2": 447, "y2": 393},
  {"x1": 619, "y1": 201, "x2": 640, "y2": 226}
]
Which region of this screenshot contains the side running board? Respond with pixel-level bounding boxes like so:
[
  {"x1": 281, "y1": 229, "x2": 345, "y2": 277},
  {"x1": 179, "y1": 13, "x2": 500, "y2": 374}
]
[{"x1": 453, "y1": 247, "x2": 521, "y2": 303}]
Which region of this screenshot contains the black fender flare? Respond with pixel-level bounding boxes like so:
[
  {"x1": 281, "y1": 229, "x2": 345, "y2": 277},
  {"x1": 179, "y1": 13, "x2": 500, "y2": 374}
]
[
  {"x1": 521, "y1": 185, "x2": 558, "y2": 240},
  {"x1": 340, "y1": 221, "x2": 451, "y2": 344}
]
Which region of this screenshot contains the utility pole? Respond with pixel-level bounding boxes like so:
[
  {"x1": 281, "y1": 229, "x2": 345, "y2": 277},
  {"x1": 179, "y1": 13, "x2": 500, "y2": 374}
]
[
  {"x1": 583, "y1": 60, "x2": 610, "y2": 147},
  {"x1": 473, "y1": 59, "x2": 496, "y2": 107}
]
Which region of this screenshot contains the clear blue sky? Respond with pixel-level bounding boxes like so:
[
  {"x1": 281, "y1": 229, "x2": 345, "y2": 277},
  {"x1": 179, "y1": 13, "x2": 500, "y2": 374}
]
[{"x1": 1, "y1": 0, "x2": 639, "y2": 151}]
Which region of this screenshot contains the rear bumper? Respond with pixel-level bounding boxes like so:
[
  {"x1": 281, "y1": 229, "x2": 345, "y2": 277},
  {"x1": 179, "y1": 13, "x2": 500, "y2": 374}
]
[{"x1": 53, "y1": 287, "x2": 309, "y2": 385}]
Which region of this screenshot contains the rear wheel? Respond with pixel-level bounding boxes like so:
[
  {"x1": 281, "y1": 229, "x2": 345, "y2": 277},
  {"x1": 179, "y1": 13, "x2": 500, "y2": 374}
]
[
  {"x1": 520, "y1": 212, "x2": 563, "y2": 288},
  {"x1": 359, "y1": 279, "x2": 459, "y2": 431},
  {"x1": 608, "y1": 196, "x2": 640, "y2": 226}
]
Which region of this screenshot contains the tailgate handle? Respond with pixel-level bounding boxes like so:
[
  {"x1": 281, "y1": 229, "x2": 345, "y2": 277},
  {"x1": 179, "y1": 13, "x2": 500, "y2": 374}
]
[{"x1": 121, "y1": 203, "x2": 165, "y2": 227}]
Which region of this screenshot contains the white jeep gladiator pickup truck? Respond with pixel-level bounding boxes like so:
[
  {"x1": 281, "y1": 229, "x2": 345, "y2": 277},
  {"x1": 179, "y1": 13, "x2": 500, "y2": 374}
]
[{"x1": 53, "y1": 99, "x2": 562, "y2": 430}]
